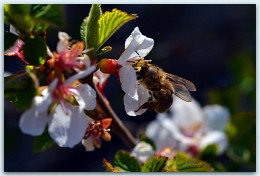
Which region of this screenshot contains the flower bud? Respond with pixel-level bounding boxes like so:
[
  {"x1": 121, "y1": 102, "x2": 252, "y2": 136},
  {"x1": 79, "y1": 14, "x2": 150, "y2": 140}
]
[{"x1": 98, "y1": 59, "x2": 119, "y2": 74}]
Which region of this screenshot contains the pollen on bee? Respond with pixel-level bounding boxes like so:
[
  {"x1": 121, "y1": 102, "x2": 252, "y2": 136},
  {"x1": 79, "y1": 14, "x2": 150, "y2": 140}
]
[{"x1": 134, "y1": 66, "x2": 142, "y2": 72}]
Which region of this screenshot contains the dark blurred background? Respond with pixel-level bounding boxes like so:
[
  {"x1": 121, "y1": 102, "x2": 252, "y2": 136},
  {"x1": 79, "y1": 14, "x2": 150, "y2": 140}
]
[{"x1": 4, "y1": 4, "x2": 256, "y2": 172}]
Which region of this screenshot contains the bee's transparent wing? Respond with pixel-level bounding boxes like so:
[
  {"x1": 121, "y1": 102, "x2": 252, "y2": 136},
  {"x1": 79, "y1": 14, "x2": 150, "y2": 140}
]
[
  {"x1": 166, "y1": 73, "x2": 196, "y2": 91},
  {"x1": 171, "y1": 82, "x2": 192, "y2": 102}
]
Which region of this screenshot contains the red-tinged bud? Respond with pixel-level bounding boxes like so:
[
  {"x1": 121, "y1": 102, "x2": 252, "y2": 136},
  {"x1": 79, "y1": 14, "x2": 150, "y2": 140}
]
[{"x1": 98, "y1": 59, "x2": 119, "y2": 74}]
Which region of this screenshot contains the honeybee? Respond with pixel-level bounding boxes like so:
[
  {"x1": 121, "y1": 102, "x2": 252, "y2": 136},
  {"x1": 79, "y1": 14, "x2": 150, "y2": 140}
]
[{"x1": 133, "y1": 58, "x2": 196, "y2": 113}]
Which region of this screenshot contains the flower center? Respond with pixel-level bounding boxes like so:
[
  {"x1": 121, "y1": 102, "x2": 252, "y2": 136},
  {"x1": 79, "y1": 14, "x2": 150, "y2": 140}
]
[
  {"x1": 180, "y1": 122, "x2": 202, "y2": 138},
  {"x1": 86, "y1": 120, "x2": 104, "y2": 138},
  {"x1": 52, "y1": 84, "x2": 74, "y2": 114}
]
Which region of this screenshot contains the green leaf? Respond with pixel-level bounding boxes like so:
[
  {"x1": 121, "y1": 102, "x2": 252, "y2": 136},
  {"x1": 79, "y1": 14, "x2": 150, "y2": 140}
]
[
  {"x1": 176, "y1": 152, "x2": 212, "y2": 172},
  {"x1": 139, "y1": 134, "x2": 156, "y2": 151},
  {"x1": 97, "y1": 8, "x2": 137, "y2": 51},
  {"x1": 227, "y1": 112, "x2": 256, "y2": 167},
  {"x1": 29, "y1": 4, "x2": 50, "y2": 17},
  {"x1": 82, "y1": 4, "x2": 102, "y2": 54},
  {"x1": 227, "y1": 144, "x2": 250, "y2": 163},
  {"x1": 199, "y1": 144, "x2": 218, "y2": 161},
  {"x1": 5, "y1": 4, "x2": 63, "y2": 37},
  {"x1": 4, "y1": 4, "x2": 34, "y2": 35},
  {"x1": 114, "y1": 150, "x2": 141, "y2": 172},
  {"x1": 23, "y1": 36, "x2": 47, "y2": 66},
  {"x1": 33, "y1": 129, "x2": 54, "y2": 153},
  {"x1": 80, "y1": 17, "x2": 88, "y2": 47},
  {"x1": 141, "y1": 156, "x2": 167, "y2": 172},
  {"x1": 4, "y1": 69, "x2": 38, "y2": 110},
  {"x1": 33, "y1": 5, "x2": 64, "y2": 28},
  {"x1": 166, "y1": 152, "x2": 212, "y2": 172},
  {"x1": 96, "y1": 46, "x2": 112, "y2": 56},
  {"x1": 4, "y1": 31, "x2": 19, "y2": 51}
]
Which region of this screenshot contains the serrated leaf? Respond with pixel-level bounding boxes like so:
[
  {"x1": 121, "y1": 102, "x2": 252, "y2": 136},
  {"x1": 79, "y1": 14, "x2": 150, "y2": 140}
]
[
  {"x1": 33, "y1": 129, "x2": 54, "y2": 153},
  {"x1": 199, "y1": 144, "x2": 218, "y2": 160},
  {"x1": 96, "y1": 46, "x2": 112, "y2": 56},
  {"x1": 168, "y1": 152, "x2": 212, "y2": 172},
  {"x1": 141, "y1": 156, "x2": 167, "y2": 172},
  {"x1": 97, "y1": 8, "x2": 137, "y2": 51},
  {"x1": 23, "y1": 36, "x2": 47, "y2": 66},
  {"x1": 80, "y1": 17, "x2": 88, "y2": 47},
  {"x1": 114, "y1": 150, "x2": 141, "y2": 172},
  {"x1": 4, "y1": 31, "x2": 19, "y2": 51},
  {"x1": 83, "y1": 4, "x2": 102, "y2": 54},
  {"x1": 4, "y1": 69, "x2": 38, "y2": 110}
]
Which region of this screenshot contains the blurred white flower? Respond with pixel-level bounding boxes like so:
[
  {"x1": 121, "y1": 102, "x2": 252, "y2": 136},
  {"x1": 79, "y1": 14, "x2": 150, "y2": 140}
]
[
  {"x1": 19, "y1": 66, "x2": 97, "y2": 148},
  {"x1": 118, "y1": 27, "x2": 154, "y2": 116},
  {"x1": 146, "y1": 97, "x2": 230, "y2": 156},
  {"x1": 131, "y1": 141, "x2": 155, "y2": 163}
]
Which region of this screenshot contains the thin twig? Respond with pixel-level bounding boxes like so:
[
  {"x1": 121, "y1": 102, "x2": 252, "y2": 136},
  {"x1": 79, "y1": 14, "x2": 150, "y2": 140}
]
[{"x1": 95, "y1": 86, "x2": 137, "y2": 149}]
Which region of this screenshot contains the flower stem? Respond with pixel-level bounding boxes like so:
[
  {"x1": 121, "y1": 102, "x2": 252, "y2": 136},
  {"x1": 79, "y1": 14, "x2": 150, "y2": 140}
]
[{"x1": 95, "y1": 86, "x2": 137, "y2": 149}]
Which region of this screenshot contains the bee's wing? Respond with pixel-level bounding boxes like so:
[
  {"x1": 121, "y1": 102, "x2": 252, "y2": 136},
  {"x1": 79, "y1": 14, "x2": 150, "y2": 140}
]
[
  {"x1": 171, "y1": 82, "x2": 192, "y2": 102},
  {"x1": 166, "y1": 73, "x2": 196, "y2": 91},
  {"x1": 162, "y1": 80, "x2": 192, "y2": 102}
]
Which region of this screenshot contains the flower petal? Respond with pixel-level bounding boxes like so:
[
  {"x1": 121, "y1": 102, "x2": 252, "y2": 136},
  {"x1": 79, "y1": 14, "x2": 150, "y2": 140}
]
[
  {"x1": 203, "y1": 105, "x2": 230, "y2": 131},
  {"x1": 119, "y1": 65, "x2": 138, "y2": 98},
  {"x1": 19, "y1": 95, "x2": 50, "y2": 136},
  {"x1": 199, "y1": 131, "x2": 228, "y2": 155},
  {"x1": 131, "y1": 141, "x2": 155, "y2": 163},
  {"x1": 146, "y1": 116, "x2": 178, "y2": 150},
  {"x1": 48, "y1": 104, "x2": 90, "y2": 148},
  {"x1": 64, "y1": 65, "x2": 96, "y2": 86},
  {"x1": 118, "y1": 27, "x2": 154, "y2": 65},
  {"x1": 170, "y1": 97, "x2": 203, "y2": 131},
  {"x1": 82, "y1": 136, "x2": 95, "y2": 151},
  {"x1": 125, "y1": 27, "x2": 154, "y2": 58},
  {"x1": 123, "y1": 85, "x2": 150, "y2": 116},
  {"x1": 70, "y1": 84, "x2": 96, "y2": 111}
]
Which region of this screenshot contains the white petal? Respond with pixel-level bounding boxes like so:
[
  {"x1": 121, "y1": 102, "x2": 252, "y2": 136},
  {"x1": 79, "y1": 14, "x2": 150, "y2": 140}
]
[
  {"x1": 58, "y1": 32, "x2": 70, "y2": 41},
  {"x1": 10, "y1": 25, "x2": 19, "y2": 36},
  {"x1": 48, "y1": 104, "x2": 90, "y2": 148},
  {"x1": 70, "y1": 84, "x2": 96, "y2": 111},
  {"x1": 82, "y1": 136, "x2": 95, "y2": 151},
  {"x1": 119, "y1": 66, "x2": 138, "y2": 98},
  {"x1": 123, "y1": 85, "x2": 150, "y2": 116},
  {"x1": 57, "y1": 32, "x2": 70, "y2": 53},
  {"x1": 203, "y1": 105, "x2": 230, "y2": 131},
  {"x1": 131, "y1": 141, "x2": 155, "y2": 163},
  {"x1": 146, "y1": 116, "x2": 180, "y2": 150},
  {"x1": 19, "y1": 97, "x2": 49, "y2": 136},
  {"x1": 118, "y1": 27, "x2": 154, "y2": 65},
  {"x1": 170, "y1": 97, "x2": 203, "y2": 131},
  {"x1": 199, "y1": 131, "x2": 228, "y2": 155},
  {"x1": 56, "y1": 40, "x2": 68, "y2": 53},
  {"x1": 48, "y1": 78, "x2": 58, "y2": 93},
  {"x1": 64, "y1": 65, "x2": 96, "y2": 86},
  {"x1": 4, "y1": 39, "x2": 24, "y2": 55}
]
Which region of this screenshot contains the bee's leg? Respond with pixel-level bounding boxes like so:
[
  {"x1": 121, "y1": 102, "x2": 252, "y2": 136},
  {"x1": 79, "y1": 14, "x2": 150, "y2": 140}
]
[{"x1": 135, "y1": 96, "x2": 157, "y2": 112}]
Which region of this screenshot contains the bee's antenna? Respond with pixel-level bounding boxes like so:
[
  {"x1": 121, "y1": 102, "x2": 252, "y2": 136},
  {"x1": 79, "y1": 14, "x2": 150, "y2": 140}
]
[{"x1": 135, "y1": 50, "x2": 141, "y2": 58}]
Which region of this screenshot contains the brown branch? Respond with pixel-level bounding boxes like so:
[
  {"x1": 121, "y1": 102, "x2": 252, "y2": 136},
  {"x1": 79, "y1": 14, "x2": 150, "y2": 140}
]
[{"x1": 95, "y1": 86, "x2": 137, "y2": 149}]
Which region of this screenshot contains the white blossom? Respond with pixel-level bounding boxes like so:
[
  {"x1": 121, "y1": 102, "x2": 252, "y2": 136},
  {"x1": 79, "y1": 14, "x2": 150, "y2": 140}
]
[
  {"x1": 19, "y1": 66, "x2": 97, "y2": 148},
  {"x1": 131, "y1": 141, "x2": 155, "y2": 163},
  {"x1": 146, "y1": 97, "x2": 230, "y2": 155},
  {"x1": 118, "y1": 27, "x2": 154, "y2": 116}
]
